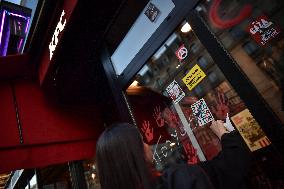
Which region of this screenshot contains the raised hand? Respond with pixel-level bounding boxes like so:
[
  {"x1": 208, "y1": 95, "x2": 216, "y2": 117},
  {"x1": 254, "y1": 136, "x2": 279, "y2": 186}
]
[
  {"x1": 153, "y1": 106, "x2": 165, "y2": 127},
  {"x1": 210, "y1": 120, "x2": 229, "y2": 139},
  {"x1": 211, "y1": 91, "x2": 230, "y2": 120},
  {"x1": 141, "y1": 120, "x2": 154, "y2": 143}
]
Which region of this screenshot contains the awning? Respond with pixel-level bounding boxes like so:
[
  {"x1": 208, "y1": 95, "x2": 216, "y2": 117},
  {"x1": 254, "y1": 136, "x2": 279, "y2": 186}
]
[{"x1": 0, "y1": 80, "x2": 103, "y2": 173}]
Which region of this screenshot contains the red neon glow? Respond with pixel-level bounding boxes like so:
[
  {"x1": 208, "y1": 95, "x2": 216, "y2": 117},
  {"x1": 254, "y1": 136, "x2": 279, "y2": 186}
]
[{"x1": 209, "y1": 0, "x2": 252, "y2": 29}]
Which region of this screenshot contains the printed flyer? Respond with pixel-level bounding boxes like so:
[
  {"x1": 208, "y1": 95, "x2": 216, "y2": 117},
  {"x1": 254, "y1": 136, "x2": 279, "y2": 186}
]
[{"x1": 231, "y1": 109, "x2": 271, "y2": 151}]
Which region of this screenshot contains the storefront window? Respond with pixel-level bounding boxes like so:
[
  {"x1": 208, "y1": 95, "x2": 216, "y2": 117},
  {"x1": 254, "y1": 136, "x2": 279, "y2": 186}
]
[
  {"x1": 126, "y1": 18, "x2": 272, "y2": 174},
  {"x1": 39, "y1": 163, "x2": 72, "y2": 189},
  {"x1": 196, "y1": 0, "x2": 284, "y2": 123}
]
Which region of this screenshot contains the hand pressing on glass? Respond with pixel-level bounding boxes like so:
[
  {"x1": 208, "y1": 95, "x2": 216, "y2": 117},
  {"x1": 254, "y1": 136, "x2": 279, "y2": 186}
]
[
  {"x1": 210, "y1": 120, "x2": 229, "y2": 140},
  {"x1": 210, "y1": 91, "x2": 230, "y2": 120}
]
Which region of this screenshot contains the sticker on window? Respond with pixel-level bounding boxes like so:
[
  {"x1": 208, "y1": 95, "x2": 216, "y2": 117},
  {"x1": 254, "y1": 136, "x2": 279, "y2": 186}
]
[
  {"x1": 144, "y1": 3, "x2": 160, "y2": 22},
  {"x1": 166, "y1": 80, "x2": 185, "y2": 104},
  {"x1": 175, "y1": 44, "x2": 188, "y2": 61},
  {"x1": 191, "y1": 98, "x2": 214, "y2": 126},
  {"x1": 247, "y1": 15, "x2": 281, "y2": 46},
  {"x1": 182, "y1": 64, "x2": 206, "y2": 91},
  {"x1": 231, "y1": 109, "x2": 271, "y2": 151}
]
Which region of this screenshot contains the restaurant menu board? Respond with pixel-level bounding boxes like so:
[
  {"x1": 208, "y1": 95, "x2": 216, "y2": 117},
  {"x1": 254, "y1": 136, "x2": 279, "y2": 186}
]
[{"x1": 231, "y1": 109, "x2": 271, "y2": 151}]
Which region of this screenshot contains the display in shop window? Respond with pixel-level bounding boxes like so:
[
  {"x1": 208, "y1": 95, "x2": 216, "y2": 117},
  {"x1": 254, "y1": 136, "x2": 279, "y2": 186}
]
[
  {"x1": 247, "y1": 15, "x2": 281, "y2": 46},
  {"x1": 175, "y1": 44, "x2": 188, "y2": 61},
  {"x1": 182, "y1": 64, "x2": 206, "y2": 91},
  {"x1": 166, "y1": 80, "x2": 185, "y2": 104},
  {"x1": 231, "y1": 109, "x2": 271, "y2": 151}
]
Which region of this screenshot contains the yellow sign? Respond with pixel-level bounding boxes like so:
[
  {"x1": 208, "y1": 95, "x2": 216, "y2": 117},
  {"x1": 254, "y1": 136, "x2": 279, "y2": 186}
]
[
  {"x1": 182, "y1": 64, "x2": 206, "y2": 91},
  {"x1": 231, "y1": 109, "x2": 271, "y2": 152}
]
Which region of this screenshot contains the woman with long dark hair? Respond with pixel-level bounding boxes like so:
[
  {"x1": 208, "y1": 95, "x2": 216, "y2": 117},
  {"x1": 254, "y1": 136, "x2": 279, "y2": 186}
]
[{"x1": 96, "y1": 121, "x2": 250, "y2": 189}]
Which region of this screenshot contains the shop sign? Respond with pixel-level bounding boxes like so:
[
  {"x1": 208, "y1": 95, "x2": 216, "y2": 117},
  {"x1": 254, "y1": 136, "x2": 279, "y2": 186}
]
[
  {"x1": 231, "y1": 109, "x2": 271, "y2": 151},
  {"x1": 49, "y1": 10, "x2": 67, "y2": 60},
  {"x1": 166, "y1": 80, "x2": 185, "y2": 104},
  {"x1": 182, "y1": 64, "x2": 206, "y2": 91},
  {"x1": 175, "y1": 44, "x2": 188, "y2": 61},
  {"x1": 247, "y1": 15, "x2": 281, "y2": 46},
  {"x1": 144, "y1": 2, "x2": 160, "y2": 22},
  {"x1": 191, "y1": 98, "x2": 214, "y2": 127}
]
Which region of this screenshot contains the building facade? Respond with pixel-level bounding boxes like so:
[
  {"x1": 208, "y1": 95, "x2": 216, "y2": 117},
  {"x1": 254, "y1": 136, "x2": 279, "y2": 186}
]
[{"x1": 1, "y1": 0, "x2": 284, "y2": 189}]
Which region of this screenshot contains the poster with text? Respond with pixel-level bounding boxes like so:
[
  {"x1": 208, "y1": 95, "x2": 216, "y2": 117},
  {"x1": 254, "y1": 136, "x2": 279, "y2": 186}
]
[
  {"x1": 231, "y1": 109, "x2": 271, "y2": 151},
  {"x1": 247, "y1": 15, "x2": 281, "y2": 46},
  {"x1": 182, "y1": 64, "x2": 206, "y2": 91}
]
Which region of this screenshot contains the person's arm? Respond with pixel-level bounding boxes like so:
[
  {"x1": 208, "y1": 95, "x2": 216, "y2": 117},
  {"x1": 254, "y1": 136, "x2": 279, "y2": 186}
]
[{"x1": 199, "y1": 121, "x2": 251, "y2": 189}]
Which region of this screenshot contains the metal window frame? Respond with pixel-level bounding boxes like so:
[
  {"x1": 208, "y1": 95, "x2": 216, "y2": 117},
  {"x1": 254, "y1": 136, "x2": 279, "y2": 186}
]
[{"x1": 101, "y1": 0, "x2": 284, "y2": 152}]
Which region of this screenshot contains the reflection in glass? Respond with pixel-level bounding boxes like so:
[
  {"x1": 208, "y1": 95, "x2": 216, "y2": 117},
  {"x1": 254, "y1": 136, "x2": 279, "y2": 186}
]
[{"x1": 197, "y1": 0, "x2": 284, "y2": 123}]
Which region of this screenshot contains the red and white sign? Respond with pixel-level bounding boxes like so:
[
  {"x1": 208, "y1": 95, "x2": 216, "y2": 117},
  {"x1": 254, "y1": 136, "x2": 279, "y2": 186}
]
[
  {"x1": 247, "y1": 15, "x2": 281, "y2": 46},
  {"x1": 175, "y1": 44, "x2": 188, "y2": 61}
]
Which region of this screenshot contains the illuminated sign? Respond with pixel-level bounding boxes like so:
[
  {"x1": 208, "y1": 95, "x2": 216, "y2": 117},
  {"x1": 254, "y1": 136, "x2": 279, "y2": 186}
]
[
  {"x1": 182, "y1": 64, "x2": 206, "y2": 91},
  {"x1": 49, "y1": 10, "x2": 67, "y2": 60}
]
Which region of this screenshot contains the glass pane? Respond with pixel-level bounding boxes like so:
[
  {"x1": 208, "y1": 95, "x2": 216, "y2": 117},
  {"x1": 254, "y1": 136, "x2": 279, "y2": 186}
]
[
  {"x1": 196, "y1": 0, "x2": 284, "y2": 124},
  {"x1": 30, "y1": 175, "x2": 38, "y2": 189},
  {"x1": 39, "y1": 163, "x2": 72, "y2": 189},
  {"x1": 126, "y1": 19, "x2": 271, "y2": 173}
]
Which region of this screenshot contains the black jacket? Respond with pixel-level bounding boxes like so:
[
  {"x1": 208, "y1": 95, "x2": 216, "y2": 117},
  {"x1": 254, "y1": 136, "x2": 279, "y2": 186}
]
[{"x1": 156, "y1": 131, "x2": 250, "y2": 189}]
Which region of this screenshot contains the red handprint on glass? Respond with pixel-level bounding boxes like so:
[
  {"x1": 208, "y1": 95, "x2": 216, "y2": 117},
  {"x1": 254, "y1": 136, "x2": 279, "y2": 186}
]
[
  {"x1": 168, "y1": 110, "x2": 179, "y2": 125},
  {"x1": 153, "y1": 106, "x2": 165, "y2": 127},
  {"x1": 141, "y1": 120, "x2": 154, "y2": 143},
  {"x1": 184, "y1": 143, "x2": 198, "y2": 164},
  {"x1": 210, "y1": 91, "x2": 230, "y2": 120}
]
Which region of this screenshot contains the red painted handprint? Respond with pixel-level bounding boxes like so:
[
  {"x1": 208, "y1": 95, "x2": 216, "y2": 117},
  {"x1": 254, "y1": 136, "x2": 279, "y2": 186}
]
[
  {"x1": 141, "y1": 120, "x2": 154, "y2": 143},
  {"x1": 168, "y1": 110, "x2": 179, "y2": 125},
  {"x1": 153, "y1": 106, "x2": 165, "y2": 127},
  {"x1": 184, "y1": 143, "x2": 198, "y2": 164},
  {"x1": 210, "y1": 91, "x2": 230, "y2": 120}
]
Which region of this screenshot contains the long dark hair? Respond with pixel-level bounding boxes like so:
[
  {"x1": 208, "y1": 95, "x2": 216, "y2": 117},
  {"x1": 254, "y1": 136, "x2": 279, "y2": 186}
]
[{"x1": 96, "y1": 123, "x2": 153, "y2": 189}]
